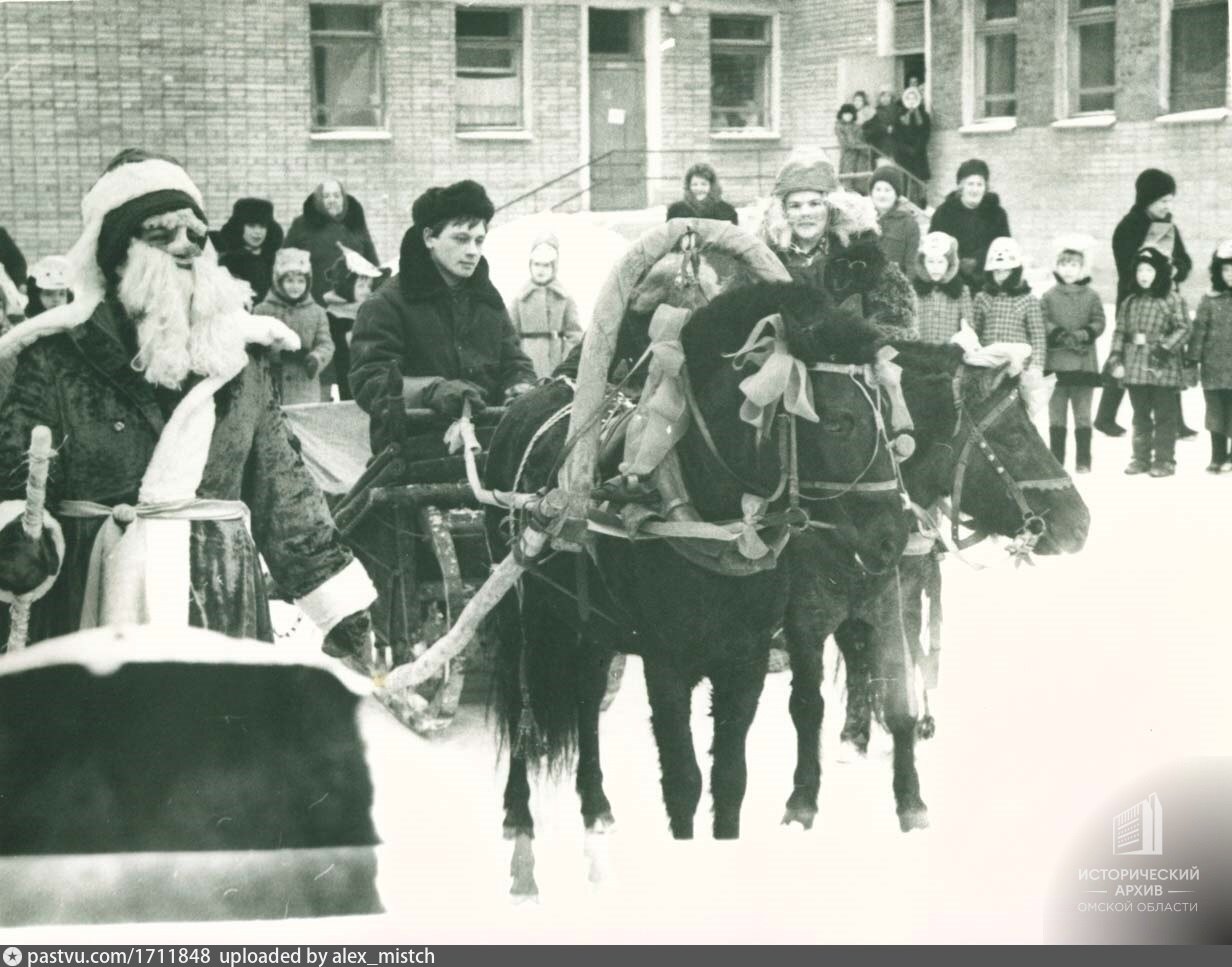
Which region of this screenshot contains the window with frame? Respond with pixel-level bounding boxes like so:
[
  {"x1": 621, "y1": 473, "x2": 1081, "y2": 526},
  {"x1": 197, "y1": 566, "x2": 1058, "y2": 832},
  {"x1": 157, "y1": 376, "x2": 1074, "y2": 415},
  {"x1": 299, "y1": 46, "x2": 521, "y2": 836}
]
[
  {"x1": 309, "y1": 4, "x2": 384, "y2": 130},
  {"x1": 976, "y1": 0, "x2": 1017, "y2": 118},
  {"x1": 1068, "y1": 0, "x2": 1116, "y2": 114},
  {"x1": 710, "y1": 15, "x2": 773, "y2": 130},
  {"x1": 456, "y1": 8, "x2": 524, "y2": 131},
  {"x1": 1170, "y1": 0, "x2": 1228, "y2": 112},
  {"x1": 893, "y1": 0, "x2": 925, "y2": 54}
]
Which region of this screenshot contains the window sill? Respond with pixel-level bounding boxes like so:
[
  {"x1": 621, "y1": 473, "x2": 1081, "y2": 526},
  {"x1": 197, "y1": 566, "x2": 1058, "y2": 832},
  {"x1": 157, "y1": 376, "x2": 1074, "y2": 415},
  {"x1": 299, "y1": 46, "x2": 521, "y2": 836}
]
[
  {"x1": 309, "y1": 130, "x2": 392, "y2": 141},
  {"x1": 456, "y1": 130, "x2": 534, "y2": 141},
  {"x1": 709, "y1": 129, "x2": 782, "y2": 141},
  {"x1": 1155, "y1": 107, "x2": 1229, "y2": 125},
  {"x1": 958, "y1": 117, "x2": 1017, "y2": 134},
  {"x1": 1051, "y1": 113, "x2": 1117, "y2": 129}
]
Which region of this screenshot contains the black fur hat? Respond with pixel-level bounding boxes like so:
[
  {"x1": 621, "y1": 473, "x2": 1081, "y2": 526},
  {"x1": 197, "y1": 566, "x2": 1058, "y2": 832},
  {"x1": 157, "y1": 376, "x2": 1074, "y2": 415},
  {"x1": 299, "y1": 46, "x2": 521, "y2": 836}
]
[
  {"x1": 956, "y1": 158, "x2": 990, "y2": 184},
  {"x1": 1131, "y1": 246, "x2": 1173, "y2": 298},
  {"x1": 411, "y1": 179, "x2": 496, "y2": 231},
  {"x1": 230, "y1": 197, "x2": 275, "y2": 227},
  {"x1": 1135, "y1": 168, "x2": 1176, "y2": 209}
]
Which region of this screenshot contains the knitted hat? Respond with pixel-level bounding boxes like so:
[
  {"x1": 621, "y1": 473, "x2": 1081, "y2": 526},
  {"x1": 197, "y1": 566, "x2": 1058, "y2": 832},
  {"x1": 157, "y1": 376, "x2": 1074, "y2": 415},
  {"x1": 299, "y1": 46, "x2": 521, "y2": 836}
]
[
  {"x1": 917, "y1": 231, "x2": 959, "y2": 283},
  {"x1": 1052, "y1": 233, "x2": 1096, "y2": 275},
  {"x1": 773, "y1": 151, "x2": 838, "y2": 198},
  {"x1": 230, "y1": 197, "x2": 276, "y2": 227},
  {"x1": 529, "y1": 232, "x2": 560, "y2": 264},
  {"x1": 1135, "y1": 168, "x2": 1177, "y2": 209},
  {"x1": 411, "y1": 179, "x2": 496, "y2": 230},
  {"x1": 30, "y1": 255, "x2": 71, "y2": 291},
  {"x1": 984, "y1": 236, "x2": 1023, "y2": 271},
  {"x1": 869, "y1": 166, "x2": 904, "y2": 199},
  {"x1": 0, "y1": 151, "x2": 208, "y2": 363},
  {"x1": 273, "y1": 248, "x2": 311, "y2": 279},
  {"x1": 956, "y1": 158, "x2": 990, "y2": 184}
]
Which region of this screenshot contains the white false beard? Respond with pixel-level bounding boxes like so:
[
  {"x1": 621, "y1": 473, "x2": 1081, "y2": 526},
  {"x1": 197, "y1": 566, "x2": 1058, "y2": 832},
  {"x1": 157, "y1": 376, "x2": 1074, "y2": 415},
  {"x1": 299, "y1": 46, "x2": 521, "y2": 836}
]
[{"x1": 118, "y1": 240, "x2": 253, "y2": 389}]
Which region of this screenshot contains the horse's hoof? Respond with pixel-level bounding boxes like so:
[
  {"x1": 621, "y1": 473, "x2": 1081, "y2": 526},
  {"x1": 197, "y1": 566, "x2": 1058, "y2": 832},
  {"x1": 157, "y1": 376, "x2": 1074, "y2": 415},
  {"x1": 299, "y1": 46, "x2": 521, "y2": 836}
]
[
  {"x1": 670, "y1": 823, "x2": 695, "y2": 840},
  {"x1": 897, "y1": 805, "x2": 930, "y2": 832},
  {"x1": 915, "y1": 715, "x2": 936, "y2": 741},
  {"x1": 781, "y1": 805, "x2": 817, "y2": 830}
]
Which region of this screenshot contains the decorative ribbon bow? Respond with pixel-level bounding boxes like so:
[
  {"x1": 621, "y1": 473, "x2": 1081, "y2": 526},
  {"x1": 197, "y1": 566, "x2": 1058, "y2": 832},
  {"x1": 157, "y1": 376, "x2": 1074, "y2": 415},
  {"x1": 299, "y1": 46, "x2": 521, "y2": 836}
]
[
  {"x1": 735, "y1": 493, "x2": 772, "y2": 561},
  {"x1": 725, "y1": 313, "x2": 819, "y2": 439}
]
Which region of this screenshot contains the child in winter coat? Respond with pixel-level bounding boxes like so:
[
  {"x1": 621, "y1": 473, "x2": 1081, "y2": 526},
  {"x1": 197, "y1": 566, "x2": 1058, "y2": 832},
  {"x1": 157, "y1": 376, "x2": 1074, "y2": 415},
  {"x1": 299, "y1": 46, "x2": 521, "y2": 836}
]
[
  {"x1": 1107, "y1": 247, "x2": 1191, "y2": 477},
  {"x1": 254, "y1": 248, "x2": 334, "y2": 405},
  {"x1": 972, "y1": 237, "x2": 1046, "y2": 373},
  {"x1": 322, "y1": 243, "x2": 388, "y2": 401},
  {"x1": 1186, "y1": 240, "x2": 1232, "y2": 472},
  {"x1": 1041, "y1": 235, "x2": 1106, "y2": 473},
  {"x1": 913, "y1": 231, "x2": 971, "y2": 344},
  {"x1": 509, "y1": 233, "x2": 582, "y2": 379}
]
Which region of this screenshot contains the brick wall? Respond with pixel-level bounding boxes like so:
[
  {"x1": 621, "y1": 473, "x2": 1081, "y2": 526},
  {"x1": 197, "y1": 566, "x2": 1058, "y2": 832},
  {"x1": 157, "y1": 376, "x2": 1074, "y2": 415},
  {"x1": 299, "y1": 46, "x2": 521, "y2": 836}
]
[{"x1": 929, "y1": 0, "x2": 1232, "y2": 305}]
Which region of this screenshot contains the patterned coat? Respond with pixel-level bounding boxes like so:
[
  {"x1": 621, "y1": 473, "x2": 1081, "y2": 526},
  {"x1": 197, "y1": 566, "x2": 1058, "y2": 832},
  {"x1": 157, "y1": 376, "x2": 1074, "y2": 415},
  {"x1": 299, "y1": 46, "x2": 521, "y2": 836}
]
[
  {"x1": 1109, "y1": 290, "x2": 1191, "y2": 387},
  {"x1": 914, "y1": 279, "x2": 972, "y2": 344},
  {"x1": 0, "y1": 298, "x2": 353, "y2": 646},
  {"x1": 1188, "y1": 291, "x2": 1232, "y2": 390},
  {"x1": 973, "y1": 285, "x2": 1047, "y2": 371}
]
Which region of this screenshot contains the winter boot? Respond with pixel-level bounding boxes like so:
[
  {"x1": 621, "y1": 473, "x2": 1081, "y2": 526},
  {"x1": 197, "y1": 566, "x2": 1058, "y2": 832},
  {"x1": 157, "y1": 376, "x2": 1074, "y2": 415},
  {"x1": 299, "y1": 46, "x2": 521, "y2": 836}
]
[
  {"x1": 1094, "y1": 386, "x2": 1127, "y2": 437},
  {"x1": 1074, "y1": 427, "x2": 1093, "y2": 473},
  {"x1": 1207, "y1": 433, "x2": 1228, "y2": 473},
  {"x1": 1049, "y1": 426, "x2": 1067, "y2": 465}
]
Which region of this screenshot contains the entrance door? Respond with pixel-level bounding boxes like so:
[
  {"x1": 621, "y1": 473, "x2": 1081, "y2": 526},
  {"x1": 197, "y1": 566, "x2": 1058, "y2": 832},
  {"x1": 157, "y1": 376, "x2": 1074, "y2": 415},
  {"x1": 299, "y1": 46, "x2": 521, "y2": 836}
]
[{"x1": 588, "y1": 9, "x2": 646, "y2": 211}]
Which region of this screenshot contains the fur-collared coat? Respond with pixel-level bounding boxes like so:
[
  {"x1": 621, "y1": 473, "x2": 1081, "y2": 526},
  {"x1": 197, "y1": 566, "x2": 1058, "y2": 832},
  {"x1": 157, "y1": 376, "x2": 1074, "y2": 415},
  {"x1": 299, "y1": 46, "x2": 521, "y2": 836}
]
[
  {"x1": 0, "y1": 298, "x2": 353, "y2": 646},
  {"x1": 350, "y1": 232, "x2": 535, "y2": 452},
  {"x1": 1188, "y1": 291, "x2": 1232, "y2": 389},
  {"x1": 284, "y1": 193, "x2": 378, "y2": 304},
  {"x1": 253, "y1": 291, "x2": 334, "y2": 405},
  {"x1": 928, "y1": 191, "x2": 1011, "y2": 286},
  {"x1": 509, "y1": 280, "x2": 582, "y2": 378}
]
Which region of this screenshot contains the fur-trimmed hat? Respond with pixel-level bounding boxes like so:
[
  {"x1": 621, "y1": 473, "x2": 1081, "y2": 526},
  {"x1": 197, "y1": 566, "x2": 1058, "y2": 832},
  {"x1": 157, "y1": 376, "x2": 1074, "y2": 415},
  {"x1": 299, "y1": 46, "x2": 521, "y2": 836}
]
[
  {"x1": 411, "y1": 180, "x2": 496, "y2": 231},
  {"x1": 30, "y1": 255, "x2": 71, "y2": 291},
  {"x1": 529, "y1": 232, "x2": 560, "y2": 264},
  {"x1": 773, "y1": 151, "x2": 838, "y2": 198},
  {"x1": 274, "y1": 248, "x2": 312, "y2": 279},
  {"x1": 230, "y1": 197, "x2": 276, "y2": 228},
  {"x1": 0, "y1": 150, "x2": 209, "y2": 363},
  {"x1": 917, "y1": 231, "x2": 959, "y2": 283},
  {"x1": 1132, "y1": 246, "x2": 1173, "y2": 298},
  {"x1": 1135, "y1": 168, "x2": 1176, "y2": 209},
  {"x1": 1210, "y1": 238, "x2": 1232, "y2": 292},
  {"x1": 956, "y1": 158, "x2": 990, "y2": 184},
  {"x1": 1053, "y1": 233, "x2": 1096, "y2": 274},
  {"x1": 869, "y1": 165, "x2": 904, "y2": 199},
  {"x1": 984, "y1": 236, "x2": 1023, "y2": 271}
]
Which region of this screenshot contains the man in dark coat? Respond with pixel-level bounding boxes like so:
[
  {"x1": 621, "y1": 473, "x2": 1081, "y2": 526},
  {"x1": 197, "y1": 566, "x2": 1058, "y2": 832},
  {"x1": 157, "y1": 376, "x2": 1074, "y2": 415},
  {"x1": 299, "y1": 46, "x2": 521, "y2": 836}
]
[
  {"x1": 349, "y1": 180, "x2": 535, "y2": 453},
  {"x1": 210, "y1": 197, "x2": 284, "y2": 305},
  {"x1": 929, "y1": 158, "x2": 1011, "y2": 290},
  {"x1": 1097, "y1": 167, "x2": 1195, "y2": 438},
  {"x1": 0, "y1": 149, "x2": 375, "y2": 657},
  {"x1": 285, "y1": 179, "x2": 379, "y2": 305}
]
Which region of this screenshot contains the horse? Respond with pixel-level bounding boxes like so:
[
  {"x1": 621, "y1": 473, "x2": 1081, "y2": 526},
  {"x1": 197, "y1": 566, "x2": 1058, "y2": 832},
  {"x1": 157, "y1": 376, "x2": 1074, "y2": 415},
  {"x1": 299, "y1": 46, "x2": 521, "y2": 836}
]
[
  {"x1": 781, "y1": 340, "x2": 1091, "y2": 832},
  {"x1": 484, "y1": 281, "x2": 912, "y2": 897}
]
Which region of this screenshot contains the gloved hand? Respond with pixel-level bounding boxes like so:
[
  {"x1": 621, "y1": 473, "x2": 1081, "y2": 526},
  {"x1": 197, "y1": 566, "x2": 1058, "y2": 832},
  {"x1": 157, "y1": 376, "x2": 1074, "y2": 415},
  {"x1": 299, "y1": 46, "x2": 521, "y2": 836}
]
[
  {"x1": 1149, "y1": 344, "x2": 1174, "y2": 369},
  {"x1": 422, "y1": 379, "x2": 487, "y2": 418},
  {"x1": 1070, "y1": 329, "x2": 1091, "y2": 345},
  {"x1": 0, "y1": 516, "x2": 60, "y2": 595},
  {"x1": 304, "y1": 354, "x2": 321, "y2": 378},
  {"x1": 503, "y1": 382, "x2": 535, "y2": 403},
  {"x1": 322, "y1": 609, "x2": 374, "y2": 663}
]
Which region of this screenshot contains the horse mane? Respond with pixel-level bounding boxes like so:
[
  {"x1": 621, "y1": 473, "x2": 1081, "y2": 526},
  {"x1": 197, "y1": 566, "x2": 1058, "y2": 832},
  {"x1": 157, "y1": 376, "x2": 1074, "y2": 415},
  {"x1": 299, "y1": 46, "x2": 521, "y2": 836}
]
[{"x1": 682, "y1": 281, "x2": 886, "y2": 385}]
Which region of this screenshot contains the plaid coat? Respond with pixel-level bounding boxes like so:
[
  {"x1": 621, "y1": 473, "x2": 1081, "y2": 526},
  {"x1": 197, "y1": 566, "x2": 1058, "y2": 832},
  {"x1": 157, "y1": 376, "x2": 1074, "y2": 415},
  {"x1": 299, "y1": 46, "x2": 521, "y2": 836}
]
[
  {"x1": 973, "y1": 289, "x2": 1047, "y2": 371},
  {"x1": 1188, "y1": 291, "x2": 1232, "y2": 389},
  {"x1": 916, "y1": 285, "x2": 972, "y2": 344},
  {"x1": 1109, "y1": 290, "x2": 1191, "y2": 387}
]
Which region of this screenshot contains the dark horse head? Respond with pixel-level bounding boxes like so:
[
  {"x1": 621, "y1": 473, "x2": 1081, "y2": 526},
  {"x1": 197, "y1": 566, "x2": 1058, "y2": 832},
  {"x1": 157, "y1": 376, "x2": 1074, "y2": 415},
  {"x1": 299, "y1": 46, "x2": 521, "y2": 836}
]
[
  {"x1": 678, "y1": 281, "x2": 911, "y2": 575},
  {"x1": 891, "y1": 341, "x2": 1090, "y2": 554}
]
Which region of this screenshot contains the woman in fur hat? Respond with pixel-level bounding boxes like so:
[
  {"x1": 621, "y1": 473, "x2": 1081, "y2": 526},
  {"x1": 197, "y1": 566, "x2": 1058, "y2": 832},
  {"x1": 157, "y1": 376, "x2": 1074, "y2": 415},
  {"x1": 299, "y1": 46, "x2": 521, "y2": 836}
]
[
  {"x1": 211, "y1": 197, "x2": 284, "y2": 305},
  {"x1": 665, "y1": 163, "x2": 739, "y2": 225},
  {"x1": 928, "y1": 158, "x2": 1011, "y2": 290},
  {"x1": 972, "y1": 237, "x2": 1046, "y2": 373},
  {"x1": 759, "y1": 152, "x2": 917, "y2": 334},
  {"x1": 913, "y1": 231, "x2": 971, "y2": 344},
  {"x1": 1097, "y1": 168, "x2": 1196, "y2": 439},
  {"x1": 1107, "y1": 247, "x2": 1191, "y2": 477},
  {"x1": 1041, "y1": 235, "x2": 1106, "y2": 473},
  {"x1": 1186, "y1": 240, "x2": 1232, "y2": 472},
  {"x1": 253, "y1": 248, "x2": 334, "y2": 405},
  {"x1": 285, "y1": 178, "x2": 379, "y2": 305},
  {"x1": 509, "y1": 233, "x2": 582, "y2": 378}
]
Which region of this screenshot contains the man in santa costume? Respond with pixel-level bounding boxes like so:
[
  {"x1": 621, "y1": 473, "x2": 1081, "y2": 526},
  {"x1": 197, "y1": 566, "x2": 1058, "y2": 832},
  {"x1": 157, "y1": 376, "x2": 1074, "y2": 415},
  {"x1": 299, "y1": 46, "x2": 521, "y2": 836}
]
[{"x1": 0, "y1": 149, "x2": 376, "y2": 656}]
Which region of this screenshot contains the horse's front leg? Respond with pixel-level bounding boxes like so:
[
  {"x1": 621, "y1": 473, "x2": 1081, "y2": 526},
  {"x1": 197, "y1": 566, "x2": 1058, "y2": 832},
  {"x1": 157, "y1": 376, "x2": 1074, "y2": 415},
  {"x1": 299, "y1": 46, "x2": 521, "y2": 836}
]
[
  {"x1": 782, "y1": 576, "x2": 834, "y2": 829},
  {"x1": 502, "y1": 753, "x2": 539, "y2": 898},
  {"x1": 577, "y1": 651, "x2": 616, "y2": 883},
  {"x1": 643, "y1": 657, "x2": 702, "y2": 840},
  {"x1": 710, "y1": 642, "x2": 769, "y2": 839},
  {"x1": 835, "y1": 618, "x2": 874, "y2": 756}
]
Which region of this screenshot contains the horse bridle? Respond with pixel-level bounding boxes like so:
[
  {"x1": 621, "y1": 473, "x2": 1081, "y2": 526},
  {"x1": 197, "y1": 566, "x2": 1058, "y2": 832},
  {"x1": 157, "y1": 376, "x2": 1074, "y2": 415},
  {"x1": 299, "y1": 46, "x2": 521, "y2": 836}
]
[{"x1": 949, "y1": 370, "x2": 1075, "y2": 551}]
